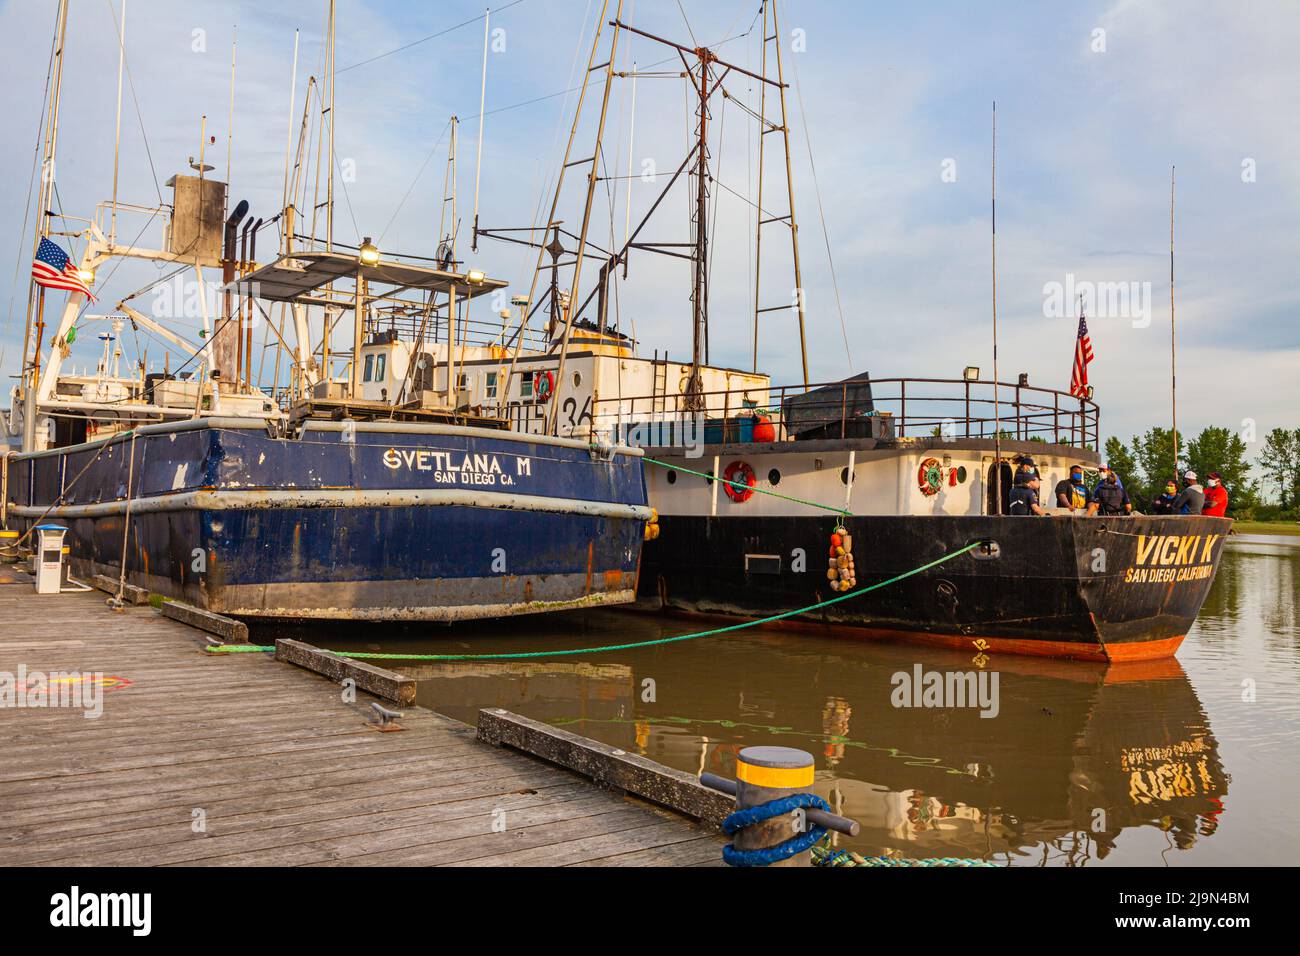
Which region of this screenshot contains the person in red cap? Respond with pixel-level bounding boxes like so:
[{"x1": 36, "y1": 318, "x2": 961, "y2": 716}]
[{"x1": 1202, "y1": 472, "x2": 1229, "y2": 517}]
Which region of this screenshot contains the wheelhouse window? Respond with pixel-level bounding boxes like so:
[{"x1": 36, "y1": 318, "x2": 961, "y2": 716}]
[
  {"x1": 486, "y1": 371, "x2": 498, "y2": 399},
  {"x1": 374, "y1": 354, "x2": 387, "y2": 382},
  {"x1": 363, "y1": 354, "x2": 374, "y2": 382},
  {"x1": 520, "y1": 373, "x2": 534, "y2": 399}
]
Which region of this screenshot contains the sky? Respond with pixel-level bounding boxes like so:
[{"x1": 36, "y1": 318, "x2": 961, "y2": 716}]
[{"x1": 1, "y1": 0, "x2": 1297, "y2": 468}]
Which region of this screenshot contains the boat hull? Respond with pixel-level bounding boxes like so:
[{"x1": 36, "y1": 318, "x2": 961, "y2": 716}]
[
  {"x1": 636, "y1": 513, "x2": 1231, "y2": 661},
  {"x1": 7, "y1": 419, "x2": 648, "y2": 621}
]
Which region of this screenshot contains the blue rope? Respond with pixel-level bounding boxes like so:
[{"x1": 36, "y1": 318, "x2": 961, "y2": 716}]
[{"x1": 721, "y1": 793, "x2": 830, "y2": 867}]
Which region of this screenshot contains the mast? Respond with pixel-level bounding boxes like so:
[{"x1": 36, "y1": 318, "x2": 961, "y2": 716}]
[
  {"x1": 470, "y1": 8, "x2": 489, "y2": 253},
  {"x1": 1170, "y1": 165, "x2": 1178, "y2": 479},
  {"x1": 226, "y1": 25, "x2": 237, "y2": 188},
  {"x1": 110, "y1": 0, "x2": 127, "y2": 247},
  {"x1": 991, "y1": 101, "x2": 1002, "y2": 514},
  {"x1": 547, "y1": 2, "x2": 623, "y2": 434},
  {"x1": 21, "y1": 0, "x2": 71, "y2": 453},
  {"x1": 325, "y1": 0, "x2": 336, "y2": 252},
  {"x1": 686, "y1": 44, "x2": 711, "y2": 409},
  {"x1": 751, "y1": 0, "x2": 807, "y2": 385},
  {"x1": 281, "y1": 29, "x2": 300, "y2": 255}
]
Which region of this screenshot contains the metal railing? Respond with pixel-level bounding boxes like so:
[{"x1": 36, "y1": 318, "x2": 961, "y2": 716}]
[{"x1": 590, "y1": 376, "x2": 1099, "y2": 448}]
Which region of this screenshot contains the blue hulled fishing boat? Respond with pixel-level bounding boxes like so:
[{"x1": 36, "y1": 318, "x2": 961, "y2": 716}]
[{"x1": 2, "y1": 1, "x2": 647, "y2": 622}]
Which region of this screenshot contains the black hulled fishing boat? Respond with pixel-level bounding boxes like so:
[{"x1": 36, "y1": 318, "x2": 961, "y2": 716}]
[{"x1": 518, "y1": 2, "x2": 1229, "y2": 661}]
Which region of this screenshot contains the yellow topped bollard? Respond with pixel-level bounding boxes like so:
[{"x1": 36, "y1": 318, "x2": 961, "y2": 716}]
[{"x1": 733, "y1": 746, "x2": 818, "y2": 868}]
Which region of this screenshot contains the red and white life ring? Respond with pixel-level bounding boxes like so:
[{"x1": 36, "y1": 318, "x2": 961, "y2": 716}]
[
  {"x1": 918, "y1": 457, "x2": 943, "y2": 496},
  {"x1": 723, "y1": 459, "x2": 756, "y2": 503},
  {"x1": 534, "y1": 369, "x2": 554, "y2": 402}
]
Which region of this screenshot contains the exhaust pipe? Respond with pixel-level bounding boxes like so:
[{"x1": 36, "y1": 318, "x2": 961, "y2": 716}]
[{"x1": 223, "y1": 199, "x2": 249, "y2": 264}]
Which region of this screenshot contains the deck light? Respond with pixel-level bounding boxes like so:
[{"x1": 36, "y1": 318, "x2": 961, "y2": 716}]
[
  {"x1": 77, "y1": 268, "x2": 96, "y2": 285},
  {"x1": 963, "y1": 366, "x2": 980, "y2": 381},
  {"x1": 358, "y1": 237, "x2": 380, "y2": 266},
  {"x1": 466, "y1": 269, "x2": 486, "y2": 285}
]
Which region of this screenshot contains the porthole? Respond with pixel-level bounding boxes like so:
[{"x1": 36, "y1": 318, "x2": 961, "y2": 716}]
[
  {"x1": 840, "y1": 467, "x2": 851, "y2": 485},
  {"x1": 573, "y1": 371, "x2": 582, "y2": 387},
  {"x1": 666, "y1": 470, "x2": 677, "y2": 484},
  {"x1": 706, "y1": 470, "x2": 715, "y2": 486},
  {"x1": 768, "y1": 468, "x2": 782, "y2": 486},
  {"x1": 957, "y1": 466, "x2": 968, "y2": 483}
]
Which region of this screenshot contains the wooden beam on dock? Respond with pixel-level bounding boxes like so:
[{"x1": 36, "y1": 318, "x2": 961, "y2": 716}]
[
  {"x1": 275, "y1": 639, "x2": 417, "y2": 706},
  {"x1": 89, "y1": 574, "x2": 151, "y2": 605},
  {"x1": 477, "y1": 708, "x2": 733, "y2": 827},
  {"x1": 160, "y1": 599, "x2": 249, "y2": 643}
]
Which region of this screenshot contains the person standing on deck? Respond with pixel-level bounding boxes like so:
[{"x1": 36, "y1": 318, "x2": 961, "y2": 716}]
[
  {"x1": 1202, "y1": 472, "x2": 1229, "y2": 517},
  {"x1": 1088, "y1": 467, "x2": 1133, "y2": 516},
  {"x1": 1014, "y1": 455, "x2": 1040, "y2": 484},
  {"x1": 1172, "y1": 470, "x2": 1205, "y2": 516},
  {"x1": 1010, "y1": 475, "x2": 1047, "y2": 516},
  {"x1": 1151, "y1": 480, "x2": 1179, "y2": 515},
  {"x1": 1055, "y1": 465, "x2": 1092, "y2": 512}
]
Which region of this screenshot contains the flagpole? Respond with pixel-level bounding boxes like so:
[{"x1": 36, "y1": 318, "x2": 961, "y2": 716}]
[
  {"x1": 1170, "y1": 165, "x2": 1178, "y2": 481},
  {"x1": 991, "y1": 101, "x2": 1002, "y2": 514}
]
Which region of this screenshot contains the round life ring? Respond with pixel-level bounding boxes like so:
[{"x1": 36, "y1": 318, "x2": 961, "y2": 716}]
[
  {"x1": 723, "y1": 460, "x2": 756, "y2": 503},
  {"x1": 534, "y1": 370, "x2": 554, "y2": 402},
  {"x1": 918, "y1": 457, "x2": 943, "y2": 496}
]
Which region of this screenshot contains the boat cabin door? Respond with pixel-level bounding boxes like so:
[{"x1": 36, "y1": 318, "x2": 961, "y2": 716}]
[{"x1": 986, "y1": 460, "x2": 1013, "y2": 515}]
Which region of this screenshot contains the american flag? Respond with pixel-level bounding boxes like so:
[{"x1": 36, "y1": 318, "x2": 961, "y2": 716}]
[
  {"x1": 1070, "y1": 313, "x2": 1094, "y2": 397},
  {"x1": 32, "y1": 237, "x2": 96, "y2": 302}
]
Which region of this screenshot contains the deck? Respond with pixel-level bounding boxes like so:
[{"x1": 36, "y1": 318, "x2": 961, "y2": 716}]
[{"x1": 0, "y1": 565, "x2": 722, "y2": 867}]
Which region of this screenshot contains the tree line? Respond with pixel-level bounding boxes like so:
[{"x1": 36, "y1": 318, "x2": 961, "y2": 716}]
[{"x1": 1101, "y1": 425, "x2": 1300, "y2": 520}]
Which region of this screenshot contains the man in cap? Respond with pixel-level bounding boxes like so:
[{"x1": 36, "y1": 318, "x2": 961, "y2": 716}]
[
  {"x1": 1009, "y1": 473, "x2": 1047, "y2": 516},
  {"x1": 1202, "y1": 472, "x2": 1229, "y2": 517},
  {"x1": 1171, "y1": 470, "x2": 1205, "y2": 516},
  {"x1": 1014, "y1": 454, "x2": 1040, "y2": 484}
]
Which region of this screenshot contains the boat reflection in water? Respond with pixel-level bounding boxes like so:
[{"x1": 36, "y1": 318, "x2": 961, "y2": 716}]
[{"x1": 350, "y1": 614, "x2": 1228, "y2": 865}]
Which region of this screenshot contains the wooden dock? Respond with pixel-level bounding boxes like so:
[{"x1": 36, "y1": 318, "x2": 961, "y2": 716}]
[{"x1": 0, "y1": 566, "x2": 723, "y2": 867}]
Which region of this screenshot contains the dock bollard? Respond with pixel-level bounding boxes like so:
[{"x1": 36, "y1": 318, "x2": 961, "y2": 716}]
[
  {"x1": 731, "y1": 747, "x2": 822, "y2": 867},
  {"x1": 701, "y1": 747, "x2": 861, "y2": 867}
]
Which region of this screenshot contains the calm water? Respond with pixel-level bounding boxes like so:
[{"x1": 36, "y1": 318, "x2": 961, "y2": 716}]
[{"x1": 306, "y1": 536, "x2": 1300, "y2": 866}]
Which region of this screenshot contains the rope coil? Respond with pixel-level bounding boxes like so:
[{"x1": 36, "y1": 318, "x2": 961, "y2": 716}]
[{"x1": 721, "y1": 793, "x2": 829, "y2": 867}]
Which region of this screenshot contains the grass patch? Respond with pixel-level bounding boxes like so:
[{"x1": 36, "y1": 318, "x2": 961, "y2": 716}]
[{"x1": 1232, "y1": 520, "x2": 1300, "y2": 537}]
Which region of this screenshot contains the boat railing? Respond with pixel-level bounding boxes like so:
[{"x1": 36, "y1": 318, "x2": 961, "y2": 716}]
[{"x1": 590, "y1": 376, "x2": 1099, "y2": 449}]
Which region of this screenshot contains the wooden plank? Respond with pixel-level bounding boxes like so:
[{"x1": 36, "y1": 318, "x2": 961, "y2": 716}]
[
  {"x1": 478, "y1": 708, "x2": 733, "y2": 827},
  {"x1": 275, "y1": 638, "x2": 416, "y2": 706}
]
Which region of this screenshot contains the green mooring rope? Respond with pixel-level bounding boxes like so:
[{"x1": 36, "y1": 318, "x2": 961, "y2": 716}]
[
  {"x1": 205, "y1": 541, "x2": 980, "y2": 660},
  {"x1": 812, "y1": 840, "x2": 997, "y2": 867},
  {"x1": 640, "y1": 456, "x2": 853, "y2": 517}
]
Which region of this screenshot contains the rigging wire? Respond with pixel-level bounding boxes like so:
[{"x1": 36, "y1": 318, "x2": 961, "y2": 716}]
[{"x1": 337, "y1": 0, "x2": 527, "y2": 74}]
